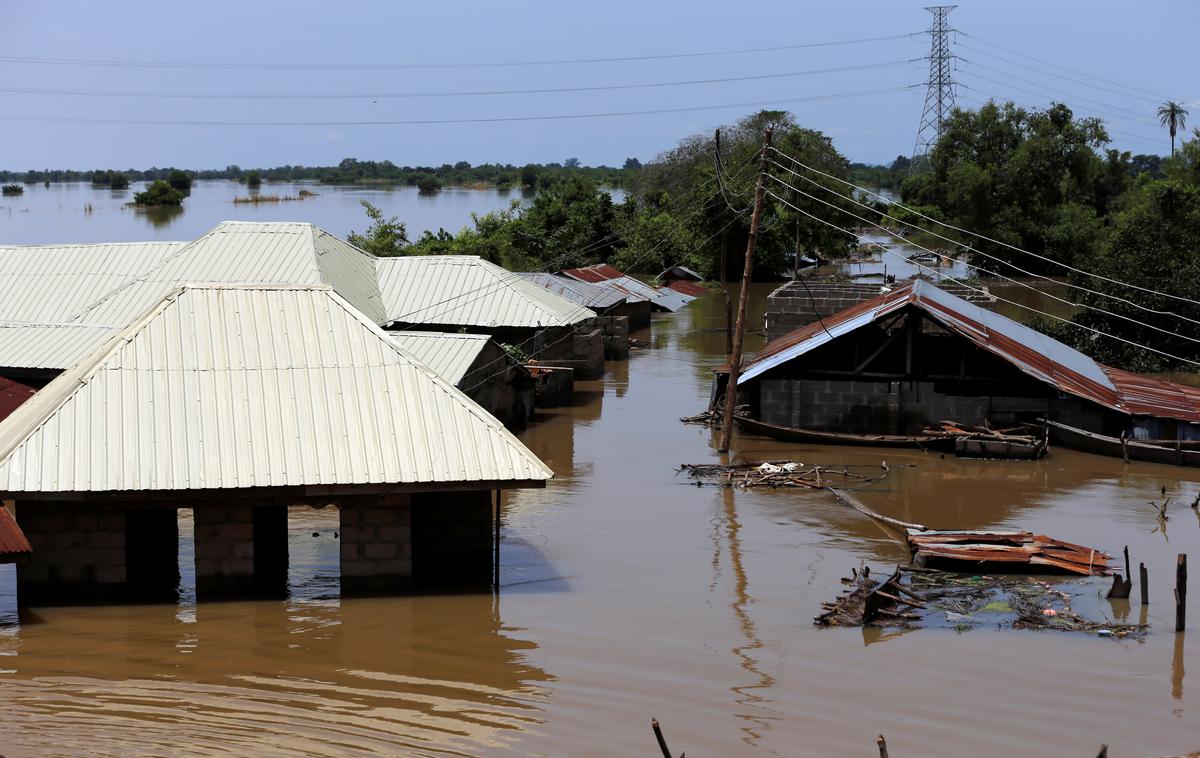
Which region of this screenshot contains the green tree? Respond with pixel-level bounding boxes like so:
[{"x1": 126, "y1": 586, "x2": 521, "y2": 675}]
[
  {"x1": 167, "y1": 169, "x2": 192, "y2": 195},
  {"x1": 245, "y1": 170, "x2": 262, "y2": 189},
  {"x1": 902, "y1": 101, "x2": 1121, "y2": 274},
  {"x1": 133, "y1": 180, "x2": 185, "y2": 207},
  {"x1": 347, "y1": 200, "x2": 410, "y2": 256},
  {"x1": 1158, "y1": 101, "x2": 1189, "y2": 156}
]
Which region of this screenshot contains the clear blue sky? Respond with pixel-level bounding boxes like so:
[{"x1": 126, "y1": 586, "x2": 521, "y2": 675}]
[{"x1": 3, "y1": 0, "x2": 1195, "y2": 170}]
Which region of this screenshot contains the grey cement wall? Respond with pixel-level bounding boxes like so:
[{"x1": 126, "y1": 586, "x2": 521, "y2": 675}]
[
  {"x1": 760, "y1": 377, "x2": 1105, "y2": 434},
  {"x1": 596, "y1": 315, "x2": 630, "y2": 360},
  {"x1": 194, "y1": 503, "x2": 256, "y2": 599},
  {"x1": 339, "y1": 495, "x2": 413, "y2": 595},
  {"x1": 764, "y1": 281, "x2": 997, "y2": 341},
  {"x1": 14, "y1": 502, "x2": 128, "y2": 604}
]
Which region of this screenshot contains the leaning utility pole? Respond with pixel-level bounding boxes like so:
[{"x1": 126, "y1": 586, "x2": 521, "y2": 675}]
[
  {"x1": 718, "y1": 129, "x2": 773, "y2": 454},
  {"x1": 911, "y1": 5, "x2": 957, "y2": 166}
]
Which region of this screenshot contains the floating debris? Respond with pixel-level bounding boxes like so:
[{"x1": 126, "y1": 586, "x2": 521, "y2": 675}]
[
  {"x1": 678, "y1": 460, "x2": 891, "y2": 489},
  {"x1": 907, "y1": 530, "x2": 1111, "y2": 576},
  {"x1": 816, "y1": 566, "x2": 1146, "y2": 638}
]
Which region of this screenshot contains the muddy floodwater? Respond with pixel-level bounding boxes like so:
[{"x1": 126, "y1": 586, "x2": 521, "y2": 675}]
[{"x1": 1, "y1": 285, "x2": 1198, "y2": 756}]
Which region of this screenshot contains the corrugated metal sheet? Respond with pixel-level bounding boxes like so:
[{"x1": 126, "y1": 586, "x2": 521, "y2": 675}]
[
  {"x1": 388, "y1": 331, "x2": 492, "y2": 386},
  {"x1": 0, "y1": 222, "x2": 389, "y2": 372},
  {"x1": 560, "y1": 265, "x2": 693, "y2": 312},
  {"x1": 0, "y1": 323, "x2": 119, "y2": 371},
  {"x1": 0, "y1": 505, "x2": 31, "y2": 562},
  {"x1": 659, "y1": 264, "x2": 703, "y2": 282},
  {"x1": 0, "y1": 241, "x2": 185, "y2": 324},
  {"x1": 664, "y1": 280, "x2": 708, "y2": 298},
  {"x1": 377, "y1": 255, "x2": 593, "y2": 328},
  {"x1": 734, "y1": 279, "x2": 1200, "y2": 423},
  {"x1": 515, "y1": 272, "x2": 627, "y2": 309},
  {"x1": 0, "y1": 283, "x2": 552, "y2": 493}
]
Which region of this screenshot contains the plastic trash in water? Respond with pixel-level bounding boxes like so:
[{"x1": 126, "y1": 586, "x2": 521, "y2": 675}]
[
  {"x1": 1042, "y1": 609, "x2": 1058, "y2": 617},
  {"x1": 1097, "y1": 629, "x2": 1114, "y2": 637}
]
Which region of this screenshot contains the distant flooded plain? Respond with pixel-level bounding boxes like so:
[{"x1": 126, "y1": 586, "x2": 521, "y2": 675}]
[
  {"x1": 0, "y1": 285, "x2": 1197, "y2": 756},
  {"x1": 0, "y1": 180, "x2": 539, "y2": 244}
]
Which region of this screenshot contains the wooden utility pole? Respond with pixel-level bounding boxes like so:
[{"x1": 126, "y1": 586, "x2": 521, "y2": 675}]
[{"x1": 718, "y1": 129, "x2": 773, "y2": 453}]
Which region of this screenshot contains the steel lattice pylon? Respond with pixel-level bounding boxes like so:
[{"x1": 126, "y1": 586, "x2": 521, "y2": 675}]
[{"x1": 911, "y1": 5, "x2": 957, "y2": 166}]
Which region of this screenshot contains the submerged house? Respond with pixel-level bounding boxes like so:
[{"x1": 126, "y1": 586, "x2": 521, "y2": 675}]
[
  {"x1": 376, "y1": 255, "x2": 605, "y2": 383},
  {"x1": 560, "y1": 263, "x2": 695, "y2": 316},
  {"x1": 388, "y1": 330, "x2": 534, "y2": 427},
  {"x1": 0, "y1": 284, "x2": 552, "y2": 606},
  {"x1": 658, "y1": 264, "x2": 707, "y2": 298},
  {"x1": 720, "y1": 280, "x2": 1200, "y2": 439},
  {"x1": 515, "y1": 272, "x2": 635, "y2": 358}
]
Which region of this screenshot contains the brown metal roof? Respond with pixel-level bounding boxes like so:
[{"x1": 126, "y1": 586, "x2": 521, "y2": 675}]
[
  {"x1": 0, "y1": 505, "x2": 31, "y2": 562},
  {"x1": 725, "y1": 280, "x2": 1200, "y2": 423},
  {"x1": 0, "y1": 377, "x2": 37, "y2": 423}
]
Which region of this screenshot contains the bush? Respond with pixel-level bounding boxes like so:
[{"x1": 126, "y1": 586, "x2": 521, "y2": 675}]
[
  {"x1": 245, "y1": 170, "x2": 262, "y2": 189},
  {"x1": 417, "y1": 177, "x2": 441, "y2": 194},
  {"x1": 167, "y1": 169, "x2": 192, "y2": 194},
  {"x1": 133, "y1": 180, "x2": 185, "y2": 207},
  {"x1": 1, "y1": 184, "x2": 23, "y2": 196}
]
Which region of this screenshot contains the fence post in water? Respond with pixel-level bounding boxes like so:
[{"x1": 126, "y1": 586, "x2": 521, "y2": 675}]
[
  {"x1": 1176, "y1": 554, "x2": 1188, "y2": 633},
  {"x1": 1140, "y1": 562, "x2": 1148, "y2": 605},
  {"x1": 651, "y1": 718, "x2": 673, "y2": 758},
  {"x1": 877, "y1": 734, "x2": 889, "y2": 758}
]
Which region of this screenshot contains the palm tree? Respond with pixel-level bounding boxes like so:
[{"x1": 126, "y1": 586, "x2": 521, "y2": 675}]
[{"x1": 1158, "y1": 101, "x2": 1189, "y2": 156}]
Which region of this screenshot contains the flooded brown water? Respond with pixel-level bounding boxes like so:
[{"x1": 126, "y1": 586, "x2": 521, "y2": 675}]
[{"x1": 2, "y1": 284, "x2": 1198, "y2": 756}]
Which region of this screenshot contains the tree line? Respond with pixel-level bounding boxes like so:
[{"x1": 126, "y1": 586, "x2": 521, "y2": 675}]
[{"x1": 0, "y1": 159, "x2": 637, "y2": 192}]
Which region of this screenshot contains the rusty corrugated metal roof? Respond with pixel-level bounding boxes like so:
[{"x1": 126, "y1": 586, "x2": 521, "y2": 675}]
[
  {"x1": 0, "y1": 505, "x2": 31, "y2": 562},
  {"x1": 730, "y1": 279, "x2": 1200, "y2": 423},
  {"x1": 0, "y1": 377, "x2": 37, "y2": 423},
  {"x1": 664, "y1": 280, "x2": 707, "y2": 298}
]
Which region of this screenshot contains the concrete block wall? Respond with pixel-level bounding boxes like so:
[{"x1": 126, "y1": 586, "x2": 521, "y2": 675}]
[
  {"x1": 15, "y1": 502, "x2": 127, "y2": 603},
  {"x1": 193, "y1": 503, "x2": 256, "y2": 598},
  {"x1": 596, "y1": 315, "x2": 630, "y2": 360},
  {"x1": 764, "y1": 281, "x2": 997, "y2": 341},
  {"x1": 759, "y1": 377, "x2": 1099, "y2": 435},
  {"x1": 339, "y1": 495, "x2": 413, "y2": 595}
]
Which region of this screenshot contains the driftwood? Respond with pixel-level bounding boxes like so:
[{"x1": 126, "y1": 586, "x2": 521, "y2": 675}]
[
  {"x1": 679, "y1": 461, "x2": 889, "y2": 490},
  {"x1": 827, "y1": 487, "x2": 926, "y2": 531}
]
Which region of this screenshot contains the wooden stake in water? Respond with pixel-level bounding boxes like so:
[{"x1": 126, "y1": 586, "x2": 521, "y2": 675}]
[
  {"x1": 1140, "y1": 562, "x2": 1148, "y2": 605},
  {"x1": 1176, "y1": 553, "x2": 1188, "y2": 633}
]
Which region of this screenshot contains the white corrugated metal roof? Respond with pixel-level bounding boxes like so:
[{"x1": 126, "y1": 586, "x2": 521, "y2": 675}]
[
  {"x1": 388, "y1": 331, "x2": 492, "y2": 386},
  {"x1": 377, "y1": 255, "x2": 594, "y2": 328},
  {"x1": 0, "y1": 283, "x2": 552, "y2": 493},
  {"x1": 0, "y1": 222, "x2": 388, "y2": 371},
  {"x1": 0, "y1": 241, "x2": 186, "y2": 323},
  {"x1": 515, "y1": 272, "x2": 627, "y2": 309}
]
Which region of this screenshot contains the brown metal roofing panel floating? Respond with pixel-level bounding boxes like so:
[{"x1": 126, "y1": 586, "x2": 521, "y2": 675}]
[{"x1": 908, "y1": 529, "x2": 1110, "y2": 575}]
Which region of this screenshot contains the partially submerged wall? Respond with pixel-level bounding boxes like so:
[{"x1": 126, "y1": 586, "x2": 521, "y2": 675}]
[{"x1": 759, "y1": 377, "x2": 1105, "y2": 434}]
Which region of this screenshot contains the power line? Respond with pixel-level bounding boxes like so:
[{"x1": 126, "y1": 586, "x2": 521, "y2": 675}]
[
  {"x1": 0, "y1": 33, "x2": 922, "y2": 71},
  {"x1": 389, "y1": 152, "x2": 758, "y2": 327},
  {"x1": 957, "y1": 33, "x2": 1170, "y2": 103},
  {"x1": 765, "y1": 156, "x2": 1200, "y2": 347},
  {"x1": 955, "y1": 92, "x2": 1162, "y2": 149},
  {"x1": 957, "y1": 58, "x2": 1161, "y2": 126},
  {"x1": 767, "y1": 145, "x2": 1200, "y2": 309},
  {"x1": 0, "y1": 60, "x2": 920, "y2": 101},
  {"x1": 0, "y1": 85, "x2": 923, "y2": 127},
  {"x1": 764, "y1": 186, "x2": 1200, "y2": 367}
]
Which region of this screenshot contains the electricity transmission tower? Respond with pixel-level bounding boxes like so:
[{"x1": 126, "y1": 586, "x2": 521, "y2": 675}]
[{"x1": 911, "y1": 5, "x2": 957, "y2": 166}]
